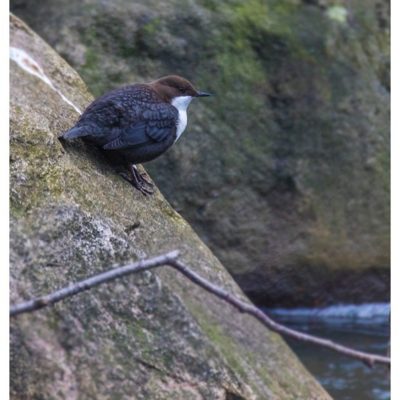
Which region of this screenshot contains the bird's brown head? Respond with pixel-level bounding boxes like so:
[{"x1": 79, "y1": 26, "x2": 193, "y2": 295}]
[{"x1": 150, "y1": 75, "x2": 211, "y2": 103}]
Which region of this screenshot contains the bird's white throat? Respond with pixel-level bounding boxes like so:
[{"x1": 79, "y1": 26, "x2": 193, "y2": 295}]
[{"x1": 171, "y1": 95, "x2": 193, "y2": 142}]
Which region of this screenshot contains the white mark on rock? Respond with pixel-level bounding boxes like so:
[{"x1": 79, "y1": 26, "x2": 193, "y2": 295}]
[{"x1": 10, "y1": 46, "x2": 82, "y2": 115}]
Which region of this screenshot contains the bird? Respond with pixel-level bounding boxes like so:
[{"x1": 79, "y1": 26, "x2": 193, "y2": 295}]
[{"x1": 61, "y1": 75, "x2": 211, "y2": 195}]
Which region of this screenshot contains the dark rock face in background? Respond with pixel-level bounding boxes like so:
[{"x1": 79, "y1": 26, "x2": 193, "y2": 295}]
[
  {"x1": 10, "y1": 14, "x2": 332, "y2": 399},
  {"x1": 11, "y1": 0, "x2": 390, "y2": 306}
]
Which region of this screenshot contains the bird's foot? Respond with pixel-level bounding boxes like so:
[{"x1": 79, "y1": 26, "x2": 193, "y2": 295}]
[
  {"x1": 139, "y1": 171, "x2": 153, "y2": 187},
  {"x1": 133, "y1": 180, "x2": 154, "y2": 196},
  {"x1": 119, "y1": 171, "x2": 154, "y2": 196},
  {"x1": 122, "y1": 165, "x2": 154, "y2": 196}
]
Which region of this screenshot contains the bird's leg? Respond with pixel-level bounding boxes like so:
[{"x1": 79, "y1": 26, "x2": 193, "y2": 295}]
[
  {"x1": 131, "y1": 165, "x2": 154, "y2": 187},
  {"x1": 134, "y1": 166, "x2": 153, "y2": 187},
  {"x1": 127, "y1": 164, "x2": 154, "y2": 196}
]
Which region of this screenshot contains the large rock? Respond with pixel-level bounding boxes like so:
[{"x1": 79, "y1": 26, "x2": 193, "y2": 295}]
[
  {"x1": 10, "y1": 14, "x2": 331, "y2": 400},
  {"x1": 11, "y1": 0, "x2": 390, "y2": 307}
]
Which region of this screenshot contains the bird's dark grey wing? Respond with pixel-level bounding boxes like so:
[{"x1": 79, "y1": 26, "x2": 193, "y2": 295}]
[
  {"x1": 62, "y1": 97, "x2": 124, "y2": 140},
  {"x1": 63, "y1": 85, "x2": 178, "y2": 148},
  {"x1": 102, "y1": 122, "x2": 148, "y2": 150},
  {"x1": 102, "y1": 103, "x2": 178, "y2": 150}
]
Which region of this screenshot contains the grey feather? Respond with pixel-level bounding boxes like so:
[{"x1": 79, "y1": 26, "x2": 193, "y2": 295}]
[{"x1": 62, "y1": 126, "x2": 89, "y2": 140}]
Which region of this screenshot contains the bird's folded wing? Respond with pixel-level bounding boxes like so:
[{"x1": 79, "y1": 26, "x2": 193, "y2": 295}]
[
  {"x1": 102, "y1": 104, "x2": 178, "y2": 150},
  {"x1": 102, "y1": 122, "x2": 149, "y2": 150}
]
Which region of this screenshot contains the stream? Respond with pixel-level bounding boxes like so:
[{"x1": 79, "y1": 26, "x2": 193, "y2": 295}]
[{"x1": 268, "y1": 303, "x2": 390, "y2": 400}]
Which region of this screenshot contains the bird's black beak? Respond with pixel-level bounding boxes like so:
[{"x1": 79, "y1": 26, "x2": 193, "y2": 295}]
[{"x1": 196, "y1": 91, "x2": 212, "y2": 97}]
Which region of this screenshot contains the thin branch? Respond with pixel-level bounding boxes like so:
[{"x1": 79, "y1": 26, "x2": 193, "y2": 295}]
[
  {"x1": 10, "y1": 251, "x2": 180, "y2": 317},
  {"x1": 10, "y1": 251, "x2": 390, "y2": 367},
  {"x1": 168, "y1": 259, "x2": 390, "y2": 368}
]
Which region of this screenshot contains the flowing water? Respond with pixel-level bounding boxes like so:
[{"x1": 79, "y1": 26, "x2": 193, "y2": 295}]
[{"x1": 268, "y1": 304, "x2": 390, "y2": 400}]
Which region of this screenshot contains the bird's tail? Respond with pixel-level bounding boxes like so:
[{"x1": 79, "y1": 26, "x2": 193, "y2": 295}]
[{"x1": 62, "y1": 126, "x2": 89, "y2": 140}]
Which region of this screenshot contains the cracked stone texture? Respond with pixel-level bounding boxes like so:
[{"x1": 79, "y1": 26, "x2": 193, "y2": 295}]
[
  {"x1": 10, "y1": 14, "x2": 331, "y2": 400},
  {"x1": 11, "y1": 0, "x2": 390, "y2": 307}
]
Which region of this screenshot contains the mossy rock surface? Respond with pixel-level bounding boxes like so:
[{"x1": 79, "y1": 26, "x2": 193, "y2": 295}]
[
  {"x1": 10, "y1": 14, "x2": 331, "y2": 400},
  {"x1": 11, "y1": 0, "x2": 390, "y2": 306}
]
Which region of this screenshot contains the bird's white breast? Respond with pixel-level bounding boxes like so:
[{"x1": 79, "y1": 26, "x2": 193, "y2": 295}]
[{"x1": 171, "y1": 96, "x2": 193, "y2": 142}]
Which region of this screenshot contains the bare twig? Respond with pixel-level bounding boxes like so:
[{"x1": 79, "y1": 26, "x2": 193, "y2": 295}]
[
  {"x1": 168, "y1": 259, "x2": 390, "y2": 367},
  {"x1": 10, "y1": 251, "x2": 390, "y2": 367},
  {"x1": 10, "y1": 251, "x2": 180, "y2": 317}
]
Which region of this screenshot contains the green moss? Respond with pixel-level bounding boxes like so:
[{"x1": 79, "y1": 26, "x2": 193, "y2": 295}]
[
  {"x1": 81, "y1": 47, "x2": 105, "y2": 96},
  {"x1": 189, "y1": 304, "x2": 250, "y2": 380},
  {"x1": 141, "y1": 17, "x2": 162, "y2": 36},
  {"x1": 200, "y1": 320, "x2": 248, "y2": 379}
]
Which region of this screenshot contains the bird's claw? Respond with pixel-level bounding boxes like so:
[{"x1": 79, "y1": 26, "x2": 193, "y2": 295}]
[
  {"x1": 134, "y1": 182, "x2": 154, "y2": 196},
  {"x1": 139, "y1": 172, "x2": 154, "y2": 187},
  {"x1": 119, "y1": 171, "x2": 154, "y2": 196},
  {"x1": 119, "y1": 165, "x2": 155, "y2": 196}
]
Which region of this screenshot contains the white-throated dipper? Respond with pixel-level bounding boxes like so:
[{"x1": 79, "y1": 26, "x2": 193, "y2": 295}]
[{"x1": 61, "y1": 75, "x2": 211, "y2": 195}]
